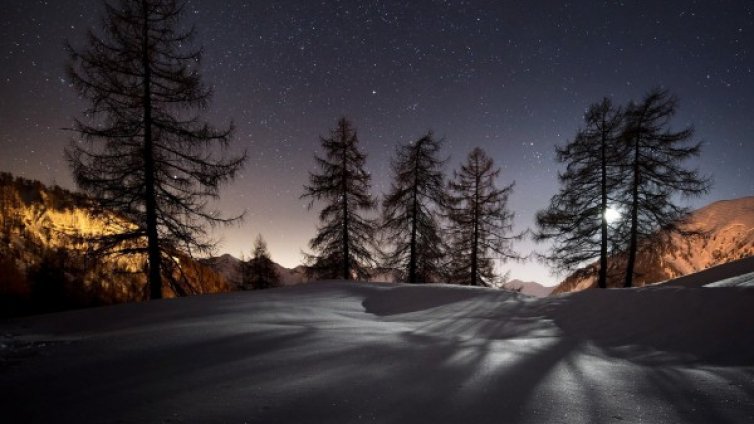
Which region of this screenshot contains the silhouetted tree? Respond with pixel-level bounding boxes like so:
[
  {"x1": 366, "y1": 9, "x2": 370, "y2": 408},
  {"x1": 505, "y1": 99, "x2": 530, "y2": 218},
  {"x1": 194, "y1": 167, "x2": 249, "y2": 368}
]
[
  {"x1": 66, "y1": 0, "x2": 246, "y2": 299},
  {"x1": 0, "y1": 186, "x2": 16, "y2": 244},
  {"x1": 302, "y1": 118, "x2": 378, "y2": 280},
  {"x1": 242, "y1": 235, "x2": 279, "y2": 290},
  {"x1": 381, "y1": 132, "x2": 446, "y2": 284},
  {"x1": 535, "y1": 98, "x2": 624, "y2": 288},
  {"x1": 445, "y1": 148, "x2": 522, "y2": 286},
  {"x1": 619, "y1": 88, "x2": 710, "y2": 287}
]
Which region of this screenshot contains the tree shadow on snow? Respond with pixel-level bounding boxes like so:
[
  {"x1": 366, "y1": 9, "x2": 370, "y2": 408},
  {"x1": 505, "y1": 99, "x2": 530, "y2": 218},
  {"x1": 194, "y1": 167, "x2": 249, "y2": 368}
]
[{"x1": 3, "y1": 282, "x2": 754, "y2": 423}]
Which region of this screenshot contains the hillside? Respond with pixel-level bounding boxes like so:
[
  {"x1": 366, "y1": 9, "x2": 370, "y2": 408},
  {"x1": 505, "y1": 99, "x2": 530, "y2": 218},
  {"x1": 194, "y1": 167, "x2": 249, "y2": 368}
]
[
  {"x1": 0, "y1": 173, "x2": 229, "y2": 315},
  {"x1": 1, "y1": 277, "x2": 752, "y2": 423},
  {"x1": 660, "y1": 255, "x2": 754, "y2": 288},
  {"x1": 553, "y1": 196, "x2": 754, "y2": 294}
]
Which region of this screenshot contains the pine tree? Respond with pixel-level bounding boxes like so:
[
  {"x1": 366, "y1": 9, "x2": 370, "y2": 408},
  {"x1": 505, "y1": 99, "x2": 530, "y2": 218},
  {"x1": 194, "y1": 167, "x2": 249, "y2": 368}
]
[
  {"x1": 619, "y1": 88, "x2": 710, "y2": 287},
  {"x1": 535, "y1": 98, "x2": 624, "y2": 288},
  {"x1": 381, "y1": 132, "x2": 446, "y2": 284},
  {"x1": 445, "y1": 148, "x2": 521, "y2": 286},
  {"x1": 65, "y1": 0, "x2": 246, "y2": 299},
  {"x1": 302, "y1": 118, "x2": 378, "y2": 280},
  {"x1": 242, "y1": 235, "x2": 280, "y2": 290}
]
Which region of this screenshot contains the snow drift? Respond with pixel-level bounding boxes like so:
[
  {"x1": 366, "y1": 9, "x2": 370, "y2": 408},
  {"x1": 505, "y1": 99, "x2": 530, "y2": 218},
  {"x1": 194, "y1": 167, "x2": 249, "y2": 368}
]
[{"x1": 1, "y1": 278, "x2": 753, "y2": 423}]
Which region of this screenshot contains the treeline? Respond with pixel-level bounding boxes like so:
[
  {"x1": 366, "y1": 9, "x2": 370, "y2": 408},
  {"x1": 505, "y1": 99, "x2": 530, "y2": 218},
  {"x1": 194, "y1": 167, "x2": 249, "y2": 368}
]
[
  {"x1": 300, "y1": 88, "x2": 708, "y2": 289},
  {"x1": 301, "y1": 118, "x2": 522, "y2": 287},
  {"x1": 50, "y1": 0, "x2": 707, "y2": 301}
]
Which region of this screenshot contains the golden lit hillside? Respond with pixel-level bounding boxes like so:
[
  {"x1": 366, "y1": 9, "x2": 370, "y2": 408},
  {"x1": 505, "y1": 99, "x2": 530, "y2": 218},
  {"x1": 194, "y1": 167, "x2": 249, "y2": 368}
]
[{"x1": 0, "y1": 173, "x2": 229, "y2": 316}]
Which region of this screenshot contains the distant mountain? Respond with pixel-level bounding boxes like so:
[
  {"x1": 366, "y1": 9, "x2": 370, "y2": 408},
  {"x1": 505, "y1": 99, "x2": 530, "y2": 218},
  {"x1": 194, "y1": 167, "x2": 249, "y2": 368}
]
[
  {"x1": 0, "y1": 172, "x2": 229, "y2": 316},
  {"x1": 202, "y1": 253, "x2": 306, "y2": 288},
  {"x1": 506, "y1": 279, "x2": 554, "y2": 297},
  {"x1": 553, "y1": 196, "x2": 754, "y2": 294},
  {"x1": 204, "y1": 254, "x2": 411, "y2": 288},
  {"x1": 204, "y1": 253, "x2": 549, "y2": 296}
]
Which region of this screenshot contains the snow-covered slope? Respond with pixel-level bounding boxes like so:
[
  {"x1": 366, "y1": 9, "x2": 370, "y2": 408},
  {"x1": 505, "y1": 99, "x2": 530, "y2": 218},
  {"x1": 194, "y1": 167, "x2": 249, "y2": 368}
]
[
  {"x1": 1, "y1": 280, "x2": 752, "y2": 423},
  {"x1": 659, "y1": 255, "x2": 754, "y2": 288},
  {"x1": 554, "y1": 196, "x2": 754, "y2": 293}
]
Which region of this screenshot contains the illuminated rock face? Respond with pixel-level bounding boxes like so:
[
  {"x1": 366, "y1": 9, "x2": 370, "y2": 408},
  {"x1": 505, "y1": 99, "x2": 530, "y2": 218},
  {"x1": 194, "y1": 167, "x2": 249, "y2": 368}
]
[
  {"x1": 0, "y1": 173, "x2": 229, "y2": 312},
  {"x1": 554, "y1": 196, "x2": 754, "y2": 294}
]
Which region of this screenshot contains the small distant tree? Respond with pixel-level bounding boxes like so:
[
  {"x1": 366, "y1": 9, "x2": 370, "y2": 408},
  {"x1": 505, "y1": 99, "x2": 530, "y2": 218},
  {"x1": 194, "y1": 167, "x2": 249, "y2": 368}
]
[
  {"x1": 0, "y1": 175, "x2": 22, "y2": 244},
  {"x1": 0, "y1": 186, "x2": 15, "y2": 243},
  {"x1": 535, "y1": 98, "x2": 624, "y2": 288},
  {"x1": 445, "y1": 148, "x2": 522, "y2": 286},
  {"x1": 381, "y1": 132, "x2": 446, "y2": 284},
  {"x1": 66, "y1": 0, "x2": 246, "y2": 299},
  {"x1": 302, "y1": 118, "x2": 378, "y2": 280},
  {"x1": 619, "y1": 88, "x2": 710, "y2": 287},
  {"x1": 242, "y1": 235, "x2": 279, "y2": 290}
]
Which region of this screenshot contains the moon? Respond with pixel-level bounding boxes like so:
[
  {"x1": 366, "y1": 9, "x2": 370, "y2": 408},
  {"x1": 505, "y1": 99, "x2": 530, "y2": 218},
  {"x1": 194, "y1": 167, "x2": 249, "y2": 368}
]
[{"x1": 605, "y1": 207, "x2": 622, "y2": 224}]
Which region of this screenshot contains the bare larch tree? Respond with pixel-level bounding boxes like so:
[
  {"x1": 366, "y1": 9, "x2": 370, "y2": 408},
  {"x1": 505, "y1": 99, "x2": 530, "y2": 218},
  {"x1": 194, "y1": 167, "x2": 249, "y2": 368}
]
[
  {"x1": 381, "y1": 132, "x2": 446, "y2": 284},
  {"x1": 242, "y1": 235, "x2": 280, "y2": 290},
  {"x1": 619, "y1": 88, "x2": 710, "y2": 287},
  {"x1": 302, "y1": 118, "x2": 378, "y2": 280},
  {"x1": 535, "y1": 98, "x2": 624, "y2": 288},
  {"x1": 66, "y1": 0, "x2": 246, "y2": 299},
  {"x1": 446, "y1": 147, "x2": 521, "y2": 286}
]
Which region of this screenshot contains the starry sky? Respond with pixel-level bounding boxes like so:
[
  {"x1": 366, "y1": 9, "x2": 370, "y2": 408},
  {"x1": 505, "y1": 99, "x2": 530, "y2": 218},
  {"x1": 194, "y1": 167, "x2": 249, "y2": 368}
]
[{"x1": 2, "y1": 0, "x2": 753, "y2": 285}]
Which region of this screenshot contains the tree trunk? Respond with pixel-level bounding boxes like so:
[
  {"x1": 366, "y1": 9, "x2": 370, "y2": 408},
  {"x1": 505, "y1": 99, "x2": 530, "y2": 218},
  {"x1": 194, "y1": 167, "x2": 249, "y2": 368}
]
[
  {"x1": 341, "y1": 139, "x2": 350, "y2": 280},
  {"x1": 598, "y1": 121, "x2": 608, "y2": 289},
  {"x1": 470, "y1": 172, "x2": 480, "y2": 286},
  {"x1": 141, "y1": 1, "x2": 162, "y2": 300},
  {"x1": 624, "y1": 135, "x2": 640, "y2": 288},
  {"x1": 408, "y1": 150, "x2": 419, "y2": 284}
]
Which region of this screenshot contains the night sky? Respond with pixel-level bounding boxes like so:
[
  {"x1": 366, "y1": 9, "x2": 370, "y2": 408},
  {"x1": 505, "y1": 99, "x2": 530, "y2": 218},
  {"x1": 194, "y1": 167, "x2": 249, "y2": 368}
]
[{"x1": 2, "y1": 1, "x2": 753, "y2": 285}]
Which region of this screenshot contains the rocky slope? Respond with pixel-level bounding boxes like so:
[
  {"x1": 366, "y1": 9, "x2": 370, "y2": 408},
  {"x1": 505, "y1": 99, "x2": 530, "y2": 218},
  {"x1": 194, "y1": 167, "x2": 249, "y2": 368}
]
[
  {"x1": 0, "y1": 173, "x2": 228, "y2": 315},
  {"x1": 553, "y1": 196, "x2": 754, "y2": 293}
]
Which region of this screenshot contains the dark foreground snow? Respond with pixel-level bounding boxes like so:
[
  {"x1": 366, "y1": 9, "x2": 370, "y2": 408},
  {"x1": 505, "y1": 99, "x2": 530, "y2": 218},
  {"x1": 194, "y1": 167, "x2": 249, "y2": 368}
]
[{"x1": 1, "y1": 281, "x2": 753, "y2": 423}]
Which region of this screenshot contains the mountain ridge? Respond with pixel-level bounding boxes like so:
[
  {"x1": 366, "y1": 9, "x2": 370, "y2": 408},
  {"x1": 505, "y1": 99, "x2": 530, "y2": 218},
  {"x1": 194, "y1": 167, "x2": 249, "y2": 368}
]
[{"x1": 204, "y1": 253, "x2": 552, "y2": 297}]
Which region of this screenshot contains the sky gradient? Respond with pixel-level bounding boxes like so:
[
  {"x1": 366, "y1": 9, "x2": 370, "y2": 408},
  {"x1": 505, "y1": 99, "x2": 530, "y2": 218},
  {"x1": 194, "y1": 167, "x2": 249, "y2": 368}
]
[{"x1": 2, "y1": 0, "x2": 753, "y2": 285}]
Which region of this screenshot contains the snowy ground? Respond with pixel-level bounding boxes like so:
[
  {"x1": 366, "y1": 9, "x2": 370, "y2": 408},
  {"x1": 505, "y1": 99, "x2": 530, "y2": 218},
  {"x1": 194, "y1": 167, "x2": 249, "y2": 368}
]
[
  {"x1": 662, "y1": 256, "x2": 754, "y2": 288},
  {"x1": 1, "y1": 281, "x2": 753, "y2": 423}
]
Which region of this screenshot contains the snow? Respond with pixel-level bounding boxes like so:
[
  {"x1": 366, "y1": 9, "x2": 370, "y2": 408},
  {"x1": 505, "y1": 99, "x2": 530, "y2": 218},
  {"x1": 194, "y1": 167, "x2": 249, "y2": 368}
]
[
  {"x1": 1, "y1": 280, "x2": 753, "y2": 423},
  {"x1": 661, "y1": 256, "x2": 754, "y2": 288},
  {"x1": 705, "y1": 272, "x2": 754, "y2": 287}
]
